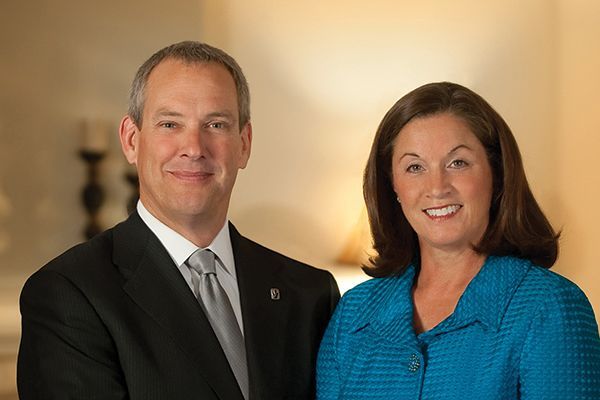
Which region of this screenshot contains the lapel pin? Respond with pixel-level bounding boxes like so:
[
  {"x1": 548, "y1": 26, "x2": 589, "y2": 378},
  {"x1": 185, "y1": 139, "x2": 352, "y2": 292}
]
[{"x1": 270, "y1": 287, "x2": 281, "y2": 300}]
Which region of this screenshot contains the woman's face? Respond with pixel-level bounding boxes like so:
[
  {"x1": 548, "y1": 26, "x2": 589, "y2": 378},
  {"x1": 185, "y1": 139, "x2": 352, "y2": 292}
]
[{"x1": 391, "y1": 112, "x2": 493, "y2": 255}]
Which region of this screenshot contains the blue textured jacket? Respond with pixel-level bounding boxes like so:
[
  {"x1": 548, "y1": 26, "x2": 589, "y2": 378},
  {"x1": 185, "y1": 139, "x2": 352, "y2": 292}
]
[{"x1": 317, "y1": 256, "x2": 600, "y2": 399}]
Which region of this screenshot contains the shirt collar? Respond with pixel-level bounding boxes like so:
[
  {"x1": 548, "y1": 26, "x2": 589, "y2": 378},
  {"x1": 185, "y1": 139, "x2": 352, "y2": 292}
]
[
  {"x1": 351, "y1": 266, "x2": 417, "y2": 346},
  {"x1": 443, "y1": 255, "x2": 531, "y2": 333},
  {"x1": 352, "y1": 256, "x2": 532, "y2": 342},
  {"x1": 136, "y1": 201, "x2": 236, "y2": 277}
]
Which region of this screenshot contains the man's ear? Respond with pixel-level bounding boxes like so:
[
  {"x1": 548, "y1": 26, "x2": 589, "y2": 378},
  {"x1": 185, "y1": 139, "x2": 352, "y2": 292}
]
[
  {"x1": 119, "y1": 115, "x2": 139, "y2": 165},
  {"x1": 238, "y1": 122, "x2": 252, "y2": 169}
]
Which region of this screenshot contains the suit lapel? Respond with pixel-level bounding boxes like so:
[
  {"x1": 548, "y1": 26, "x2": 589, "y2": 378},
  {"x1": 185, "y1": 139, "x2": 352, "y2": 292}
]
[
  {"x1": 230, "y1": 224, "x2": 289, "y2": 399},
  {"x1": 113, "y1": 213, "x2": 244, "y2": 400}
]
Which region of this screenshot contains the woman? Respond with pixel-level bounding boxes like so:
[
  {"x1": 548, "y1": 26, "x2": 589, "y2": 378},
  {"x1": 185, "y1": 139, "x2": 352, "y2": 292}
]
[{"x1": 317, "y1": 82, "x2": 600, "y2": 399}]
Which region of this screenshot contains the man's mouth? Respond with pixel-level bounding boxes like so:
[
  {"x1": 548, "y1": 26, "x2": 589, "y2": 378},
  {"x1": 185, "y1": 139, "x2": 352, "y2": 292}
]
[{"x1": 169, "y1": 170, "x2": 214, "y2": 180}]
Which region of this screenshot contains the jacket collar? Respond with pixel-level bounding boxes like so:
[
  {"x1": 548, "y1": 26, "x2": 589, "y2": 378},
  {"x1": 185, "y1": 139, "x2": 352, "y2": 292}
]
[
  {"x1": 350, "y1": 266, "x2": 417, "y2": 347},
  {"x1": 440, "y1": 256, "x2": 531, "y2": 334},
  {"x1": 112, "y1": 212, "x2": 245, "y2": 400},
  {"x1": 351, "y1": 256, "x2": 531, "y2": 344},
  {"x1": 113, "y1": 215, "x2": 294, "y2": 399},
  {"x1": 229, "y1": 224, "x2": 290, "y2": 399}
]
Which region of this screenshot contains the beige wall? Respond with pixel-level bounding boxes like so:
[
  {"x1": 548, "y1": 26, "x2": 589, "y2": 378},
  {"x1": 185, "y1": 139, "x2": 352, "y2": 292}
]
[
  {"x1": 200, "y1": 0, "x2": 600, "y2": 317},
  {"x1": 0, "y1": 2, "x2": 599, "y2": 395},
  {"x1": 0, "y1": 0, "x2": 204, "y2": 274},
  {"x1": 1, "y1": 0, "x2": 599, "y2": 396},
  {"x1": 0, "y1": 0, "x2": 203, "y2": 395},
  {"x1": 0, "y1": 0, "x2": 598, "y2": 315},
  {"x1": 555, "y1": 0, "x2": 600, "y2": 319},
  {"x1": 207, "y1": 0, "x2": 559, "y2": 265}
]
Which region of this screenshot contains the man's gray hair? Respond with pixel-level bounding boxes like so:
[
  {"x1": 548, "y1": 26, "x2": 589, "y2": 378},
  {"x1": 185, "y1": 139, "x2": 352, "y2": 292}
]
[{"x1": 128, "y1": 41, "x2": 250, "y2": 129}]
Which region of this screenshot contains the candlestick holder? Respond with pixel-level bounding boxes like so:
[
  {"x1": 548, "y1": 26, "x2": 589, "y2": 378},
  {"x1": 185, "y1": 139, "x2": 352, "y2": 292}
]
[
  {"x1": 124, "y1": 169, "x2": 139, "y2": 215},
  {"x1": 80, "y1": 149, "x2": 105, "y2": 239}
]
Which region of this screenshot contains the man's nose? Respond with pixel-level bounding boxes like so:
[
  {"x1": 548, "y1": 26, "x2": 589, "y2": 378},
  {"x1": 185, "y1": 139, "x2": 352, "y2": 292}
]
[{"x1": 180, "y1": 129, "x2": 206, "y2": 159}]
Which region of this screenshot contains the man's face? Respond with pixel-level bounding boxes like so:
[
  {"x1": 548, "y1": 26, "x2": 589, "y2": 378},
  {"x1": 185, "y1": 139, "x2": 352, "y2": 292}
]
[{"x1": 120, "y1": 59, "x2": 251, "y2": 229}]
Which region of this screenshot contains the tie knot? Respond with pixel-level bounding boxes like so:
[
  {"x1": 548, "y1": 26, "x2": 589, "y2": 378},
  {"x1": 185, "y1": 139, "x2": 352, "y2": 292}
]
[{"x1": 187, "y1": 249, "x2": 216, "y2": 275}]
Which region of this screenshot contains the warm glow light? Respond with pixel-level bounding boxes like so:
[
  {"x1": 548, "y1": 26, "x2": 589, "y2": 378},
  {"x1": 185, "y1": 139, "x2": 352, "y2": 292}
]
[{"x1": 336, "y1": 208, "x2": 373, "y2": 266}]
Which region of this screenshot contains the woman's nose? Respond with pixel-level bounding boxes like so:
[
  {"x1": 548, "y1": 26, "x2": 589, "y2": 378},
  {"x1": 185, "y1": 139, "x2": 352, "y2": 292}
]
[{"x1": 426, "y1": 170, "x2": 451, "y2": 198}]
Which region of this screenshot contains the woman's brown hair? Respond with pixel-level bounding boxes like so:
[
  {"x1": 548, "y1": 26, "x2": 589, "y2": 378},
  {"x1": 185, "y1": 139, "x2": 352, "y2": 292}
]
[{"x1": 363, "y1": 82, "x2": 559, "y2": 277}]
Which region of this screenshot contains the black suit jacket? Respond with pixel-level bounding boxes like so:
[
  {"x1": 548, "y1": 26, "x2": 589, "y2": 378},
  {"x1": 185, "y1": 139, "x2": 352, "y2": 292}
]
[{"x1": 17, "y1": 212, "x2": 340, "y2": 399}]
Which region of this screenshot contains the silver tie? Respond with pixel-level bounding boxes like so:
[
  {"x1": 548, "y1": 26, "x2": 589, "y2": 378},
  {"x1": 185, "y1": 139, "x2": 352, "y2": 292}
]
[{"x1": 186, "y1": 249, "x2": 249, "y2": 399}]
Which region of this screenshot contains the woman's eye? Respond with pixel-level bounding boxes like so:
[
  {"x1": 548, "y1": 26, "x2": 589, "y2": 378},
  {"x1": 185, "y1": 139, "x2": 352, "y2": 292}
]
[
  {"x1": 449, "y1": 159, "x2": 468, "y2": 168},
  {"x1": 406, "y1": 164, "x2": 423, "y2": 173}
]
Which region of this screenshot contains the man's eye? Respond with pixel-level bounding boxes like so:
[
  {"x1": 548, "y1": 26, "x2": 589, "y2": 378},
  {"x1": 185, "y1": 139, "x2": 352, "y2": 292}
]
[
  {"x1": 160, "y1": 122, "x2": 176, "y2": 128},
  {"x1": 209, "y1": 122, "x2": 224, "y2": 129}
]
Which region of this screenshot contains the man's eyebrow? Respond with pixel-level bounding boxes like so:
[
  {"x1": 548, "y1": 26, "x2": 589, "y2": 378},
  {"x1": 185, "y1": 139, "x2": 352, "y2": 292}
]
[
  {"x1": 152, "y1": 109, "x2": 184, "y2": 118},
  {"x1": 151, "y1": 110, "x2": 236, "y2": 120},
  {"x1": 205, "y1": 111, "x2": 235, "y2": 120}
]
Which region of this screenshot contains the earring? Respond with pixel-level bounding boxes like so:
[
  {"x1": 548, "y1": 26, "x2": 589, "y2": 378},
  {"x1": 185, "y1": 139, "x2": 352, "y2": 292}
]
[{"x1": 396, "y1": 197, "x2": 401, "y2": 204}]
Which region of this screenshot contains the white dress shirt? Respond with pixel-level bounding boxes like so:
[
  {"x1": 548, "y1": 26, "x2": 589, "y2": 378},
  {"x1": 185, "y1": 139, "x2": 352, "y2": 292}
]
[{"x1": 136, "y1": 201, "x2": 244, "y2": 333}]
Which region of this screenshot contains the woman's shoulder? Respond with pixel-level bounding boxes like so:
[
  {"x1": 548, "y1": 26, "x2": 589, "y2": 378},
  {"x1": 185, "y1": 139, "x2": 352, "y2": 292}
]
[
  {"x1": 496, "y1": 256, "x2": 595, "y2": 317},
  {"x1": 342, "y1": 268, "x2": 413, "y2": 303},
  {"x1": 523, "y1": 261, "x2": 589, "y2": 301},
  {"x1": 513, "y1": 258, "x2": 600, "y2": 393},
  {"x1": 332, "y1": 268, "x2": 415, "y2": 327}
]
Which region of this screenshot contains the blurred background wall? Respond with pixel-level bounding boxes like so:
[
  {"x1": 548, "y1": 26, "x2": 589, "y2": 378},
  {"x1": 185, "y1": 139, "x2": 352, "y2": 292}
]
[{"x1": 1, "y1": 0, "x2": 599, "y2": 397}]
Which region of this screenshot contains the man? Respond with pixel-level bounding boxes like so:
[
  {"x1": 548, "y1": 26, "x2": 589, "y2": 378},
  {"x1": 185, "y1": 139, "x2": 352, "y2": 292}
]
[{"x1": 17, "y1": 41, "x2": 340, "y2": 399}]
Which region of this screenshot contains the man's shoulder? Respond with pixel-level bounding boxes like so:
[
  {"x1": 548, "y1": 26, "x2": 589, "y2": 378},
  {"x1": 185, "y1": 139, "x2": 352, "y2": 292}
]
[
  {"x1": 28, "y1": 216, "x2": 140, "y2": 294},
  {"x1": 237, "y1": 233, "x2": 332, "y2": 278},
  {"x1": 39, "y1": 213, "x2": 147, "y2": 276},
  {"x1": 230, "y1": 226, "x2": 340, "y2": 307},
  {"x1": 229, "y1": 224, "x2": 332, "y2": 276},
  {"x1": 20, "y1": 225, "x2": 123, "y2": 308},
  {"x1": 43, "y1": 227, "x2": 114, "y2": 274}
]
